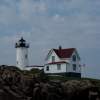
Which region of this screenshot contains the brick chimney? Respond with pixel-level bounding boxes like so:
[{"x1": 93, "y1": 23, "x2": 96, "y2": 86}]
[
  {"x1": 59, "y1": 45, "x2": 62, "y2": 50},
  {"x1": 59, "y1": 46, "x2": 62, "y2": 56}
]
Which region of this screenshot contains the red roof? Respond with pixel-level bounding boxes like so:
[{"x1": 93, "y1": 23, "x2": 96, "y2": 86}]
[
  {"x1": 53, "y1": 48, "x2": 75, "y2": 58},
  {"x1": 46, "y1": 61, "x2": 67, "y2": 65}
]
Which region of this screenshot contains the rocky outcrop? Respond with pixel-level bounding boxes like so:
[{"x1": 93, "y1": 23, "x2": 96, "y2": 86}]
[{"x1": 0, "y1": 66, "x2": 99, "y2": 100}]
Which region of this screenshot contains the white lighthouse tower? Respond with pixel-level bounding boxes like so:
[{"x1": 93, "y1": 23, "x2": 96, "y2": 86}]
[{"x1": 15, "y1": 37, "x2": 29, "y2": 70}]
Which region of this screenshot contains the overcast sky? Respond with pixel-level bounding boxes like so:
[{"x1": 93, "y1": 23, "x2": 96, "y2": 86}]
[{"x1": 0, "y1": 0, "x2": 100, "y2": 79}]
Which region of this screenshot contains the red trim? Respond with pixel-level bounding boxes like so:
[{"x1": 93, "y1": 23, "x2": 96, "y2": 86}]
[{"x1": 46, "y1": 61, "x2": 67, "y2": 65}]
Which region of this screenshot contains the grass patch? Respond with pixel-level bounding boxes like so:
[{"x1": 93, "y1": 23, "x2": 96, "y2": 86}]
[
  {"x1": 48, "y1": 75, "x2": 100, "y2": 82},
  {"x1": 48, "y1": 75, "x2": 81, "y2": 81}
]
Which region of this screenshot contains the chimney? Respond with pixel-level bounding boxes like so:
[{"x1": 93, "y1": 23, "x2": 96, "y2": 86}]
[
  {"x1": 59, "y1": 45, "x2": 62, "y2": 50},
  {"x1": 59, "y1": 46, "x2": 62, "y2": 56}
]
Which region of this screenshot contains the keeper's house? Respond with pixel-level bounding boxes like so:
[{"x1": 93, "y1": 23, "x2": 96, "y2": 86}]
[{"x1": 44, "y1": 46, "x2": 81, "y2": 77}]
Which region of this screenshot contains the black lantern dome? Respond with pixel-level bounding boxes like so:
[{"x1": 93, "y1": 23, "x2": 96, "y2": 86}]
[
  {"x1": 19, "y1": 37, "x2": 26, "y2": 42},
  {"x1": 15, "y1": 37, "x2": 29, "y2": 48}
]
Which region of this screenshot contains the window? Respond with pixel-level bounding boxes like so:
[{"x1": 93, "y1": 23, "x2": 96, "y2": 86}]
[
  {"x1": 25, "y1": 54, "x2": 28, "y2": 59},
  {"x1": 73, "y1": 64, "x2": 76, "y2": 71},
  {"x1": 57, "y1": 64, "x2": 61, "y2": 70},
  {"x1": 52, "y1": 56, "x2": 55, "y2": 62},
  {"x1": 73, "y1": 55, "x2": 76, "y2": 61},
  {"x1": 46, "y1": 66, "x2": 49, "y2": 71}
]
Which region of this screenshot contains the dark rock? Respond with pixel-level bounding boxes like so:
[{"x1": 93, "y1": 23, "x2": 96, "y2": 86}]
[{"x1": 0, "y1": 66, "x2": 99, "y2": 100}]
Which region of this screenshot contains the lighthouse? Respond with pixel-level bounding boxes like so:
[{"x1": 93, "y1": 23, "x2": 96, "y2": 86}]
[{"x1": 15, "y1": 37, "x2": 29, "y2": 70}]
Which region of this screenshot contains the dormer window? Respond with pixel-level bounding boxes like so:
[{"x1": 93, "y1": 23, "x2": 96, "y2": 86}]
[
  {"x1": 73, "y1": 55, "x2": 76, "y2": 61},
  {"x1": 52, "y1": 56, "x2": 55, "y2": 62}
]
